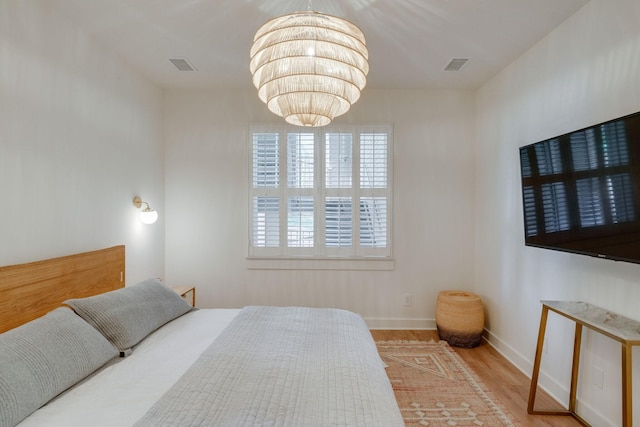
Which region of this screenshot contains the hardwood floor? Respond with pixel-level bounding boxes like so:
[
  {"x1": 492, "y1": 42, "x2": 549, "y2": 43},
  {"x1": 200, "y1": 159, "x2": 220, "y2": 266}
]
[{"x1": 370, "y1": 330, "x2": 581, "y2": 427}]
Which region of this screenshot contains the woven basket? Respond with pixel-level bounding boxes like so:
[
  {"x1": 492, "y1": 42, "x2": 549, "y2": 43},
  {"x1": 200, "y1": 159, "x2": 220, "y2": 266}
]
[{"x1": 436, "y1": 291, "x2": 484, "y2": 348}]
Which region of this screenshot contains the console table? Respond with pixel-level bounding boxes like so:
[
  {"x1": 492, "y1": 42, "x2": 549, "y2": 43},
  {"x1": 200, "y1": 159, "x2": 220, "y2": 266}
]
[{"x1": 528, "y1": 301, "x2": 640, "y2": 426}]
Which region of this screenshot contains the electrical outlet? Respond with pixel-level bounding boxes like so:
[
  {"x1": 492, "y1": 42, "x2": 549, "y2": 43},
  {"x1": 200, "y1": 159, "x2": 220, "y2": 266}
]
[
  {"x1": 403, "y1": 294, "x2": 412, "y2": 306},
  {"x1": 593, "y1": 366, "x2": 604, "y2": 389}
]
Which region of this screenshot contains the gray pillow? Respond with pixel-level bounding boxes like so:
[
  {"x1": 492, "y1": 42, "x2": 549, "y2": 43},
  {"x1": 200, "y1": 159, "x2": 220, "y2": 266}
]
[
  {"x1": 64, "y1": 278, "x2": 192, "y2": 351},
  {"x1": 0, "y1": 307, "x2": 117, "y2": 427}
]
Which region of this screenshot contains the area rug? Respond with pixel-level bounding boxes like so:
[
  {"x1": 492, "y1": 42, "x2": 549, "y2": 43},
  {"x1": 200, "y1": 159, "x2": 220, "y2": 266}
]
[{"x1": 376, "y1": 340, "x2": 520, "y2": 426}]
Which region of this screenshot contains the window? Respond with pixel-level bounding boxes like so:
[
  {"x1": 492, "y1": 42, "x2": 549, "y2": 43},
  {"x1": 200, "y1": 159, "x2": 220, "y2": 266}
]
[{"x1": 250, "y1": 124, "x2": 393, "y2": 261}]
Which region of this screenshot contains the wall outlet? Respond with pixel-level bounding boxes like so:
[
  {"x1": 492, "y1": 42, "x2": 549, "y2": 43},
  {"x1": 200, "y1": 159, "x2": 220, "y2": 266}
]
[
  {"x1": 593, "y1": 366, "x2": 604, "y2": 389},
  {"x1": 403, "y1": 294, "x2": 412, "y2": 306}
]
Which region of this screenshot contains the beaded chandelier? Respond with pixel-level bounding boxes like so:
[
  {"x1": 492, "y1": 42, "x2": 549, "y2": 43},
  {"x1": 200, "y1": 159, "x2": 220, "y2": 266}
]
[{"x1": 250, "y1": 11, "x2": 368, "y2": 127}]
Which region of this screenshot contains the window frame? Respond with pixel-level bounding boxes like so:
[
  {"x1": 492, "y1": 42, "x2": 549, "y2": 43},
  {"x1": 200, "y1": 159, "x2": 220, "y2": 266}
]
[{"x1": 247, "y1": 123, "x2": 394, "y2": 270}]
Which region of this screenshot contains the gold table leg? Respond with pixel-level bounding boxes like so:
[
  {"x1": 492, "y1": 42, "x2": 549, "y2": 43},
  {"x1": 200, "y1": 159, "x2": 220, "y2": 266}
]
[
  {"x1": 569, "y1": 323, "x2": 582, "y2": 413},
  {"x1": 528, "y1": 306, "x2": 584, "y2": 424},
  {"x1": 622, "y1": 342, "x2": 632, "y2": 427},
  {"x1": 528, "y1": 306, "x2": 549, "y2": 414}
]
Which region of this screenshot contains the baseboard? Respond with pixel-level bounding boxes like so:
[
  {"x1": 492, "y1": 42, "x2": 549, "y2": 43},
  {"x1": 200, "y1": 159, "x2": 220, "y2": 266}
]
[
  {"x1": 482, "y1": 329, "x2": 569, "y2": 404},
  {"x1": 365, "y1": 317, "x2": 434, "y2": 330},
  {"x1": 482, "y1": 329, "x2": 615, "y2": 427},
  {"x1": 481, "y1": 329, "x2": 534, "y2": 380}
]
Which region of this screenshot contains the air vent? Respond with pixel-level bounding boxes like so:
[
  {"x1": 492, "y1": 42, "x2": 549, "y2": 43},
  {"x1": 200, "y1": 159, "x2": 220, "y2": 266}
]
[
  {"x1": 444, "y1": 58, "x2": 469, "y2": 72},
  {"x1": 169, "y1": 58, "x2": 197, "y2": 72}
]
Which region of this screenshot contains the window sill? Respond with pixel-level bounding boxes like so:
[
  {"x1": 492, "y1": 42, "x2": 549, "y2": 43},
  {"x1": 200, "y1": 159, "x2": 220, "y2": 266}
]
[{"x1": 246, "y1": 257, "x2": 395, "y2": 271}]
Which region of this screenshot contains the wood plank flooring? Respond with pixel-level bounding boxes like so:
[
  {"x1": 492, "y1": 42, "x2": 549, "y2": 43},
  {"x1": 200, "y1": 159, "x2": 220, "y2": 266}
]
[{"x1": 370, "y1": 330, "x2": 581, "y2": 427}]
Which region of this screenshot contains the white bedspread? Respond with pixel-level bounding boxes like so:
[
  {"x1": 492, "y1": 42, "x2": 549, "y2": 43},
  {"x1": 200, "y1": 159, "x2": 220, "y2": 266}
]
[{"x1": 17, "y1": 309, "x2": 240, "y2": 427}]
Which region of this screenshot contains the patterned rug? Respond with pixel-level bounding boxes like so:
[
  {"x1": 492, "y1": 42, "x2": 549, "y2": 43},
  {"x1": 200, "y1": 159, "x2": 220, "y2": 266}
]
[{"x1": 376, "y1": 340, "x2": 520, "y2": 426}]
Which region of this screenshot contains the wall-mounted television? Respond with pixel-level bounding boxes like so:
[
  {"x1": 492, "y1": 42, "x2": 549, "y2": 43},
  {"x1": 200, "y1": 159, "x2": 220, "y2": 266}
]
[{"x1": 519, "y1": 111, "x2": 640, "y2": 264}]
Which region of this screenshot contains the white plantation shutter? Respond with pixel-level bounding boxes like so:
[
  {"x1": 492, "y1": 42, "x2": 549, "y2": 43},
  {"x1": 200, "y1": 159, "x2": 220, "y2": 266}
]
[
  {"x1": 286, "y1": 132, "x2": 316, "y2": 254},
  {"x1": 249, "y1": 124, "x2": 393, "y2": 259},
  {"x1": 325, "y1": 197, "x2": 352, "y2": 247},
  {"x1": 360, "y1": 197, "x2": 387, "y2": 247},
  {"x1": 253, "y1": 133, "x2": 279, "y2": 187},
  {"x1": 288, "y1": 196, "x2": 314, "y2": 248},
  {"x1": 252, "y1": 197, "x2": 279, "y2": 247},
  {"x1": 360, "y1": 132, "x2": 387, "y2": 189},
  {"x1": 325, "y1": 133, "x2": 352, "y2": 188},
  {"x1": 324, "y1": 132, "x2": 354, "y2": 256},
  {"x1": 288, "y1": 132, "x2": 314, "y2": 188},
  {"x1": 359, "y1": 132, "x2": 389, "y2": 252},
  {"x1": 252, "y1": 133, "x2": 281, "y2": 253}
]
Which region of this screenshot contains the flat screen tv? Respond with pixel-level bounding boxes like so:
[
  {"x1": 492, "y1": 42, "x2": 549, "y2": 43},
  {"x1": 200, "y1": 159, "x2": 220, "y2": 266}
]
[{"x1": 519, "y1": 111, "x2": 640, "y2": 264}]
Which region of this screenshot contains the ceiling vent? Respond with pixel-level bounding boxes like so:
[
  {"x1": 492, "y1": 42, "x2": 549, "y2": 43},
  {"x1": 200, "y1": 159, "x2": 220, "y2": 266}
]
[
  {"x1": 444, "y1": 58, "x2": 469, "y2": 72},
  {"x1": 169, "y1": 58, "x2": 197, "y2": 72}
]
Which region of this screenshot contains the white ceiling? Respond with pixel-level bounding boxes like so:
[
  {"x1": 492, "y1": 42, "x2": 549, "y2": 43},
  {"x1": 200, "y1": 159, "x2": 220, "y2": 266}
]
[{"x1": 43, "y1": 0, "x2": 589, "y2": 90}]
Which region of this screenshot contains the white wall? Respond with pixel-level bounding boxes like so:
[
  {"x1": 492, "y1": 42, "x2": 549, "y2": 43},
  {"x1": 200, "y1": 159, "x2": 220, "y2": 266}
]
[
  {"x1": 0, "y1": 1, "x2": 165, "y2": 284},
  {"x1": 163, "y1": 88, "x2": 476, "y2": 327},
  {"x1": 475, "y1": 0, "x2": 640, "y2": 425}
]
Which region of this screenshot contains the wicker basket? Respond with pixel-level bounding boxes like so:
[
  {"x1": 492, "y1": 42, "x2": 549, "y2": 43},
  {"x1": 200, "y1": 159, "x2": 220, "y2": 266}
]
[{"x1": 436, "y1": 290, "x2": 484, "y2": 348}]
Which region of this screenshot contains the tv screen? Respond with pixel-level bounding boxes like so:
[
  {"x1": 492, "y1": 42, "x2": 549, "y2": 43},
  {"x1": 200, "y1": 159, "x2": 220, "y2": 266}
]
[{"x1": 519, "y1": 111, "x2": 640, "y2": 264}]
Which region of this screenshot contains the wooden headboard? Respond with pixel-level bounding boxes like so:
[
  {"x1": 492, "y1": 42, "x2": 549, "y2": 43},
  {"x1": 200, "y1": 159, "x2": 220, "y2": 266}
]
[{"x1": 0, "y1": 245, "x2": 125, "y2": 333}]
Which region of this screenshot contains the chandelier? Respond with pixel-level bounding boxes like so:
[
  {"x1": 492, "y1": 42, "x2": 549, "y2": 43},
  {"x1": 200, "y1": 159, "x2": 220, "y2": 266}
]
[{"x1": 250, "y1": 11, "x2": 369, "y2": 127}]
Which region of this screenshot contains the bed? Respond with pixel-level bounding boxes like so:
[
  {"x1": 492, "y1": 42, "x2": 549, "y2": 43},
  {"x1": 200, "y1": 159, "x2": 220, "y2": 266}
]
[{"x1": 0, "y1": 246, "x2": 403, "y2": 427}]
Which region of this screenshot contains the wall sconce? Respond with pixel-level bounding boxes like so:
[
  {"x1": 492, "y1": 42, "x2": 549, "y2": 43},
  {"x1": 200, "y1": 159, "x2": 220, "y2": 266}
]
[{"x1": 133, "y1": 196, "x2": 158, "y2": 224}]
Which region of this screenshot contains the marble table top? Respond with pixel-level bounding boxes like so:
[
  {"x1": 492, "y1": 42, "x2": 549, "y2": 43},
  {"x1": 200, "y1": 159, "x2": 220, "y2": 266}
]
[{"x1": 542, "y1": 300, "x2": 640, "y2": 343}]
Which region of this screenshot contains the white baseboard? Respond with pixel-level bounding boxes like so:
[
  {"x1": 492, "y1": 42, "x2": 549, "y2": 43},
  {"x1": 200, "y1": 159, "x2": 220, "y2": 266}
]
[{"x1": 365, "y1": 317, "x2": 434, "y2": 330}]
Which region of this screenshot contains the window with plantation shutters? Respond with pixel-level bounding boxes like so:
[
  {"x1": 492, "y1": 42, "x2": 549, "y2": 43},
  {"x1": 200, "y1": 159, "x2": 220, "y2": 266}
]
[{"x1": 249, "y1": 124, "x2": 393, "y2": 261}]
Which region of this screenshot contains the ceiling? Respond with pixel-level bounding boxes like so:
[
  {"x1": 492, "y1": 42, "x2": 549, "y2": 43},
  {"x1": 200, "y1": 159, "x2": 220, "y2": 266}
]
[{"x1": 43, "y1": 0, "x2": 589, "y2": 90}]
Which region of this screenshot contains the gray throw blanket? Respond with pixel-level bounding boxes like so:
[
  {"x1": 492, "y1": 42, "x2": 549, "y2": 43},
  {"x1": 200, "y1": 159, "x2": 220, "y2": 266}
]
[{"x1": 134, "y1": 306, "x2": 403, "y2": 427}]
